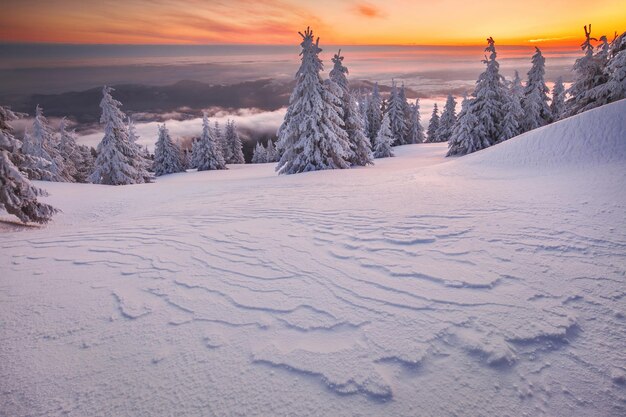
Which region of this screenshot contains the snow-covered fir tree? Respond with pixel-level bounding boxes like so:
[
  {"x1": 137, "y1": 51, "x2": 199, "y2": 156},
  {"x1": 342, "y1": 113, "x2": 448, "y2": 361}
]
[
  {"x1": 275, "y1": 27, "x2": 351, "y2": 174},
  {"x1": 191, "y1": 114, "x2": 226, "y2": 171},
  {"x1": 224, "y1": 120, "x2": 245, "y2": 164},
  {"x1": 406, "y1": 99, "x2": 425, "y2": 144},
  {"x1": 57, "y1": 118, "x2": 79, "y2": 182},
  {"x1": 386, "y1": 80, "x2": 407, "y2": 145},
  {"x1": 0, "y1": 106, "x2": 57, "y2": 223},
  {"x1": 74, "y1": 144, "x2": 95, "y2": 183},
  {"x1": 499, "y1": 93, "x2": 522, "y2": 142},
  {"x1": 470, "y1": 37, "x2": 508, "y2": 146},
  {"x1": 373, "y1": 112, "x2": 394, "y2": 158},
  {"x1": 436, "y1": 95, "x2": 457, "y2": 143},
  {"x1": 213, "y1": 121, "x2": 230, "y2": 164},
  {"x1": 329, "y1": 50, "x2": 372, "y2": 166},
  {"x1": 90, "y1": 86, "x2": 148, "y2": 185},
  {"x1": 153, "y1": 124, "x2": 184, "y2": 176},
  {"x1": 587, "y1": 31, "x2": 626, "y2": 109},
  {"x1": 426, "y1": 103, "x2": 440, "y2": 142},
  {"x1": 127, "y1": 117, "x2": 153, "y2": 182},
  {"x1": 265, "y1": 139, "x2": 279, "y2": 163},
  {"x1": 520, "y1": 47, "x2": 552, "y2": 132},
  {"x1": 251, "y1": 141, "x2": 267, "y2": 163},
  {"x1": 21, "y1": 106, "x2": 64, "y2": 181},
  {"x1": 446, "y1": 97, "x2": 488, "y2": 156},
  {"x1": 366, "y1": 82, "x2": 383, "y2": 146},
  {"x1": 399, "y1": 85, "x2": 412, "y2": 145},
  {"x1": 550, "y1": 77, "x2": 566, "y2": 121},
  {"x1": 565, "y1": 25, "x2": 602, "y2": 116}
]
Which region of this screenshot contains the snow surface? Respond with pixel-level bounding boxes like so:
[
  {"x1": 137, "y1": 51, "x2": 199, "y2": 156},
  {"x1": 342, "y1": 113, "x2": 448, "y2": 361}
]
[{"x1": 2, "y1": 100, "x2": 626, "y2": 416}]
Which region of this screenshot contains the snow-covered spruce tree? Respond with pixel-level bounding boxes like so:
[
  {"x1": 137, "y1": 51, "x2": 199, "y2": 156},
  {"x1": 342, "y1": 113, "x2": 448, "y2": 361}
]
[
  {"x1": 251, "y1": 141, "x2": 267, "y2": 163},
  {"x1": 213, "y1": 121, "x2": 230, "y2": 164},
  {"x1": 373, "y1": 112, "x2": 394, "y2": 158},
  {"x1": 446, "y1": 97, "x2": 488, "y2": 156},
  {"x1": 57, "y1": 118, "x2": 79, "y2": 182},
  {"x1": 74, "y1": 144, "x2": 94, "y2": 183},
  {"x1": 499, "y1": 93, "x2": 522, "y2": 142},
  {"x1": 21, "y1": 106, "x2": 64, "y2": 181},
  {"x1": 399, "y1": 84, "x2": 412, "y2": 145},
  {"x1": 565, "y1": 25, "x2": 600, "y2": 117},
  {"x1": 265, "y1": 139, "x2": 279, "y2": 163},
  {"x1": 366, "y1": 82, "x2": 383, "y2": 146},
  {"x1": 587, "y1": 31, "x2": 626, "y2": 109},
  {"x1": 276, "y1": 27, "x2": 351, "y2": 174},
  {"x1": 329, "y1": 50, "x2": 372, "y2": 166},
  {"x1": 127, "y1": 117, "x2": 153, "y2": 182},
  {"x1": 550, "y1": 77, "x2": 566, "y2": 121},
  {"x1": 153, "y1": 124, "x2": 184, "y2": 176},
  {"x1": 386, "y1": 80, "x2": 407, "y2": 145},
  {"x1": 426, "y1": 103, "x2": 440, "y2": 142},
  {"x1": 406, "y1": 99, "x2": 425, "y2": 144},
  {"x1": 436, "y1": 95, "x2": 457, "y2": 143},
  {"x1": 224, "y1": 120, "x2": 245, "y2": 164},
  {"x1": 191, "y1": 114, "x2": 226, "y2": 171},
  {"x1": 90, "y1": 86, "x2": 148, "y2": 185},
  {"x1": 357, "y1": 90, "x2": 369, "y2": 135},
  {"x1": 471, "y1": 37, "x2": 508, "y2": 146},
  {"x1": 520, "y1": 47, "x2": 552, "y2": 132},
  {"x1": 0, "y1": 106, "x2": 57, "y2": 223}
]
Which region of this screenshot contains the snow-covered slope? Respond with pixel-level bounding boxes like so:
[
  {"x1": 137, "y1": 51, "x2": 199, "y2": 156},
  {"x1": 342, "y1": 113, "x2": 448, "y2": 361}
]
[
  {"x1": 454, "y1": 98, "x2": 626, "y2": 170},
  {"x1": 1, "y1": 104, "x2": 625, "y2": 417}
]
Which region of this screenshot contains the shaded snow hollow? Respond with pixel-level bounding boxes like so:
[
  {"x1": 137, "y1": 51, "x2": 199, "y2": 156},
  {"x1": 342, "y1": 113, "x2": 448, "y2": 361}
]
[{"x1": 1, "y1": 101, "x2": 625, "y2": 416}]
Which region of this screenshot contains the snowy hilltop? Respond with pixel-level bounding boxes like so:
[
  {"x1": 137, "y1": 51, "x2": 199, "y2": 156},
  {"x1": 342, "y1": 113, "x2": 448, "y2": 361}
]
[{"x1": 1, "y1": 99, "x2": 625, "y2": 416}]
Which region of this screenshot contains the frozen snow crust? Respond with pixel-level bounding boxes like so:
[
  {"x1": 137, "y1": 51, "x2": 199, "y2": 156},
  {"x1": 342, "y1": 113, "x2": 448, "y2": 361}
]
[{"x1": 1, "y1": 102, "x2": 625, "y2": 416}]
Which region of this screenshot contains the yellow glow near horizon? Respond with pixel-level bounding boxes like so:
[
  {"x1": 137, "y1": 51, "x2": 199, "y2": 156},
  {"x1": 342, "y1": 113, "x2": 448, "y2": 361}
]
[{"x1": 1, "y1": 0, "x2": 625, "y2": 46}]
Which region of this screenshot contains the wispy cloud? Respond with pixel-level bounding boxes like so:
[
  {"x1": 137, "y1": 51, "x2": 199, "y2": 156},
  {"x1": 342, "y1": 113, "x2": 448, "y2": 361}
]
[
  {"x1": 528, "y1": 36, "x2": 575, "y2": 43},
  {"x1": 353, "y1": 2, "x2": 386, "y2": 19}
]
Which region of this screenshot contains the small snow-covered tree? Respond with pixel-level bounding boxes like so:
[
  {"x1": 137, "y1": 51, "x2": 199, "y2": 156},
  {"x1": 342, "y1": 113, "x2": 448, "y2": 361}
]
[
  {"x1": 406, "y1": 99, "x2": 425, "y2": 144},
  {"x1": 520, "y1": 47, "x2": 552, "y2": 132},
  {"x1": 373, "y1": 113, "x2": 394, "y2": 158},
  {"x1": 21, "y1": 106, "x2": 63, "y2": 181},
  {"x1": 446, "y1": 98, "x2": 488, "y2": 156},
  {"x1": 366, "y1": 82, "x2": 383, "y2": 146},
  {"x1": 436, "y1": 95, "x2": 457, "y2": 143},
  {"x1": 224, "y1": 120, "x2": 245, "y2": 164},
  {"x1": 191, "y1": 114, "x2": 226, "y2": 171},
  {"x1": 329, "y1": 50, "x2": 372, "y2": 166},
  {"x1": 0, "y1": 106, "x2": 57, "y2": 223},
  {"x1": 550, "y1": 77, "x2": 566, "y2": 121},
  {"x1": 251, "y1": 141, "x2": 267, "y2": 163},
  {"x1": 265, "y1": 139, "x2": 279, "y2": 163},
  {"x1": 127, "y1": 117, "x2": 153, "y2": 182},
  {"x1": 399, "y1": 85, "x2": 413, "y2": 145},
  {"x1": 213, "y1": 121, "x2": 229, "y2": 164},
  {"x1": 153, "y1": 124, "x2": 184, "y2": 176},
  {"x1": 74, "y1": 144, "x2": 94, "y2": 183},
  {"x1": 57, "y1": 118, "x2": 79, "y2": 182},
  {"x1": 386, "y1": 81, "x2": 407, "y2": 145},
  {"x1": 426, "y1": 103, "x2": 440, "y2": 142},
  {"x1": 276, "y1": 27, "x2": 351, "y2": 174},
  {"x1": 90, "y1": 86, "x2": 148, "y2": 185}
]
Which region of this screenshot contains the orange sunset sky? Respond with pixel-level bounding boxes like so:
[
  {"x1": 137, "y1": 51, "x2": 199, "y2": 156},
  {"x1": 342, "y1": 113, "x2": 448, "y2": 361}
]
[{"x1": 1, "y1": 0, "x2": 625, "y2": 46}]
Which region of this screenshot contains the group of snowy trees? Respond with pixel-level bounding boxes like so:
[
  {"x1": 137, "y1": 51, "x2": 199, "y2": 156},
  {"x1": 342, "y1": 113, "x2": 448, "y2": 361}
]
[
  {"x1": 251, "y1": 139, "x2": 279, "y2": 163},
  {"x1": 447, "y1": 27, "x2": 625, "y2": 156},
  {"x1": 276, "y1": 28, "x2": 374, "y2": 174}
]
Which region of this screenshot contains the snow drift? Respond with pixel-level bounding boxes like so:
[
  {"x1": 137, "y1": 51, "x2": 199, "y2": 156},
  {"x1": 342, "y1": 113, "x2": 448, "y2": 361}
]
[{"x1": 454, "y1": 99, "x2": 626, "y2": 170}]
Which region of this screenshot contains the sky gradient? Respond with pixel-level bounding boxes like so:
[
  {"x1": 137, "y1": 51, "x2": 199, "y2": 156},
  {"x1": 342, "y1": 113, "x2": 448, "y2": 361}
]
[{"x1": 2, "y1": 0, "x2": 625, "y2": 46}]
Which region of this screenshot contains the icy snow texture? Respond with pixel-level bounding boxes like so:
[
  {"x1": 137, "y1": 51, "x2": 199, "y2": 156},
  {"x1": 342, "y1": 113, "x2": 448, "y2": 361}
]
[{"x1": 1, "y1": 100, "x2": 625, "y2": 416}]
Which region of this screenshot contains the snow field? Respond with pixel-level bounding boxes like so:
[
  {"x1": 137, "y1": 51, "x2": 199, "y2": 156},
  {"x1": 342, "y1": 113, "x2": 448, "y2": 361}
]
[{"x1": 1, "y1": 101, "x2": 625, "y2": 416}]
